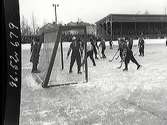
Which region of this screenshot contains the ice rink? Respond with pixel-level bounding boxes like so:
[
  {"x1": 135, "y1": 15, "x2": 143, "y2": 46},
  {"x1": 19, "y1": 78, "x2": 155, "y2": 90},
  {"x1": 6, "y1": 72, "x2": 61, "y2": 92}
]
[{"x1": 20, "y1": 39, "x2": 167, "y2": 125}]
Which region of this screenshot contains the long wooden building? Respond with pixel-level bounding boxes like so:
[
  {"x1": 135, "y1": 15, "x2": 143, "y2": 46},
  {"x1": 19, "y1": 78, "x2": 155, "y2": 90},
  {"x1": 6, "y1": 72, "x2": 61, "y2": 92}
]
[{"x1": 95, "y1": 14, "x2": 167, "y2": 40}]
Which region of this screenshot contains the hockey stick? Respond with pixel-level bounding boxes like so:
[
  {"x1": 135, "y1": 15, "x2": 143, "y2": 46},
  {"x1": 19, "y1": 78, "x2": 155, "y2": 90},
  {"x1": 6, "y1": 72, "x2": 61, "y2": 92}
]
[
  {"x1": 109, "y1": 50, "x2": 119, "y2": 62},
  {"x1": 117, "y1": 60, "x2": 123, "y2": 69},
  {"x1": 115, "y1": 55, "x2": 119, "y2": 60}
]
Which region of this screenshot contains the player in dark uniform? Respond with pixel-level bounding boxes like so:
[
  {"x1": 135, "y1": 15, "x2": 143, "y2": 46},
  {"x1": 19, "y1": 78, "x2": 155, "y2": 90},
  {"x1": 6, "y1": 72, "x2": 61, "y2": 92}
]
[
  {"x1": 122, "y1": 38, "x2": 141, "y2": 71},
  {"x1": 30, "y1": 39, "x2": 34, "y2": 53},
  {"x1": 99, "y1": 38, "x2": 106, "y2": 58},
  {"x1": 166, "y1": 39, "x2": 167, "y2": 47},
  {"x1": 79, "y1": 39, "x2": 84, "y2": 57},
  {"x1": 126, "y1": 37, "x2": 133, "y2": 50},
  {"x1": 92, "y1": 39, "x2": 99, "y2": 59},
  {"x1": 89, "y1": 39, "x2": 96, "y2": 66},
  {"x1": 30, "y1": 37, "x2": 42, "y2": 73},
  {"x1": 109, "y1": 39, "x2": 113, "y2": 49},
  {"x1": 67, "y1": 36, "x2": 82, "y2": 74},
  {"x1": 138, "y1": 36, "x2": 145, "y2": 56}
]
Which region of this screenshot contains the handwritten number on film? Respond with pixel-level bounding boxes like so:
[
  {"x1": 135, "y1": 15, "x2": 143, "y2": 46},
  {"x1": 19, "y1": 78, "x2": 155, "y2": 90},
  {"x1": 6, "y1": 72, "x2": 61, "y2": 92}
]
[{"x1": 8, "y1": 22, "x2": 20, "y2": 88}]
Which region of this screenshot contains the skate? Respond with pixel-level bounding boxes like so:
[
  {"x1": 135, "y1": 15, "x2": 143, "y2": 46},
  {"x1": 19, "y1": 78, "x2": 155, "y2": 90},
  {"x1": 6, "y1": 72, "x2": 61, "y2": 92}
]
[
  {"x1": 117, "y1": 65, "x2": 122, "y2": 69},
  {"x1": 137, "y1": 65, "x2": 142, "y2": 70},
  {"x1": 78, "y1": 71, "x2": 82, "y2": 74},
  {"x1": 69, "y1": 70, "x2": 72, "y2": 73},
  {"x1": 123, "y1": 68, "x2": 128, "y2": 71},
  {"x1": 31, "y1": 70, "x2": 35, "y2": 73},
  {"x1": 32, "y1": 69, "x2": 41, "y2": 73}
]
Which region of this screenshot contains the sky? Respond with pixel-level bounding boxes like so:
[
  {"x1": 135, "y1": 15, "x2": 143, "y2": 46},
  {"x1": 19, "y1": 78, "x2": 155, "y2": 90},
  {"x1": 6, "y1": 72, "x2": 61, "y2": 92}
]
[{"x1": 19, "y1": 0, "x2": 167, "y2": 27}]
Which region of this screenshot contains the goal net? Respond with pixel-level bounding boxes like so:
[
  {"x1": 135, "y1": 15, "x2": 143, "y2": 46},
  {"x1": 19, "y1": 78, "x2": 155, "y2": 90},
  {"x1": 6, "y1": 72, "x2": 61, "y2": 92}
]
[{"x1": 36, "y1": 25, "x2": 88, "y2": 88}]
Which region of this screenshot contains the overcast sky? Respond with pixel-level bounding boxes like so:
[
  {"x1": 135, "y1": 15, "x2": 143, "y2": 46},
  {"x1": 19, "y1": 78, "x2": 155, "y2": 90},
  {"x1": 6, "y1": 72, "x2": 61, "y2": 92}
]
[{"x1": 19, "y1": 0, "x2": 167, "y2": 27}]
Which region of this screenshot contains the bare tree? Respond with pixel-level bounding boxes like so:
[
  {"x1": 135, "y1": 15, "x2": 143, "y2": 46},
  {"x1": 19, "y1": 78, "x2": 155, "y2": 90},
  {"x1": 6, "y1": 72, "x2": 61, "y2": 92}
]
[
  {"x1": 136, "y1": 11, "x2": 141, "y2": 14},
  {"x1": 144, "y1": 10, "x2": 149, "y2": 15},
  {"x1": 31, "y1": 13, "x2": 38, "y2": 35},
  {"x1": 20, "y1": 15, "x2": 32, "y2": 36}
]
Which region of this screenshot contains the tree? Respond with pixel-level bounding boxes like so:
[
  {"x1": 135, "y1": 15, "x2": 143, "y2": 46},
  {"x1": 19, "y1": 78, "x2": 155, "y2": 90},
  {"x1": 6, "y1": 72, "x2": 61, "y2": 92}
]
[
  {"x1": 31, "y1": 13, "x2": 38, "y2": 35},
  {"x1": 20, "y1": 15, "x2": 32, "y2": 36},
  {"x1": 144, "y1": 10, "x2": 149, "y2": 15}
]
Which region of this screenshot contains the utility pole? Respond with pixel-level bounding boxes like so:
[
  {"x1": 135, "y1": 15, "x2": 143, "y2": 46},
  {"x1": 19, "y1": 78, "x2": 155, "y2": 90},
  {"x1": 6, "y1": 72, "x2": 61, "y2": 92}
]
[{"x1": 53, "y1": 4, "x2": 59, "y2": 24}]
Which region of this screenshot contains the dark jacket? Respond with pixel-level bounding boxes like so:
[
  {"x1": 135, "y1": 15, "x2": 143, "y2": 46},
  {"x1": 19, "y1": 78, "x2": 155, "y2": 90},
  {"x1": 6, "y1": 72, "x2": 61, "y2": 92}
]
[
  {"x1": 138, "y1": 38, "x2": 144, "y2": 48},
  {"x1": 67, "y1": 40, "x2": 82, "y2": 57},
  {"x1": 99, "y1": 40, "x2": 106, "y2": 49},
  {"x1": 30, "y1": 41, "x2": 41, "y2": 64}
]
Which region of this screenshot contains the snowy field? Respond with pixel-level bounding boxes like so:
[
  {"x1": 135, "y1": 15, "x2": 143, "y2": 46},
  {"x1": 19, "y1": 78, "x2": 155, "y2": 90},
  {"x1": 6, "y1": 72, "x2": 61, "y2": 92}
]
[{"x1": 20, "y1": 39, "x2": 167, "y2": 125}]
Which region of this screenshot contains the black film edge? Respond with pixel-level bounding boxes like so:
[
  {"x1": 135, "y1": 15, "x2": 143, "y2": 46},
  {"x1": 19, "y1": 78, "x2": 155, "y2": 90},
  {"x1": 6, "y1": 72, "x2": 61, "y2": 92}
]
[{"x1": 3, "y1": 0, "x2": 22, "y2": 125}]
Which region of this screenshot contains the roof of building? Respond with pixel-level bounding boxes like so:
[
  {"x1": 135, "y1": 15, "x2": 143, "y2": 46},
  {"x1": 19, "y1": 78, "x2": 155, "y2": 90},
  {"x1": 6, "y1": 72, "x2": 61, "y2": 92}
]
[
  {"x1": 67, "y1": 21, "x2": 93, "y2": 26},
  {"x1": 96, "y1": 14, "x2": 167, "y2": 24},
  {"x1": 37, "y1": 23, "x2": 60, "y2": 35}
]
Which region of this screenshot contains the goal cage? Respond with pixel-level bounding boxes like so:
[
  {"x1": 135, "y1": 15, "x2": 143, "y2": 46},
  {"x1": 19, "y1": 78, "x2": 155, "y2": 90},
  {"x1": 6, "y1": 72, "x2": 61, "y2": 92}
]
[{"x1": 36, "y1": 25, "x2": 88, "y2": 88}]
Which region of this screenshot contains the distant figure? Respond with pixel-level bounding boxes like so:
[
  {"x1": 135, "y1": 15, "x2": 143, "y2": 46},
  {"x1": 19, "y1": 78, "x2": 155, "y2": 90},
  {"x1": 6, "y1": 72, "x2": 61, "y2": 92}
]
[
  {"x1": 99, "y1": 38, "x2": 106, "y2": 58},
  {"x1": 138, "y1": 36, "x2": 145, "y2": 56},
  {"x1": 30, "y1": 37, "x2": 41, "y2": 73},
  {"x1": 166, "y1": 39, "x2": 167, "y2": 47},
  {"x1": 109, "y1": 39, "x2": 113, "y2": 49},
  {"x1": 67, "y1": 36, "x2": 82, "y2": 74}
]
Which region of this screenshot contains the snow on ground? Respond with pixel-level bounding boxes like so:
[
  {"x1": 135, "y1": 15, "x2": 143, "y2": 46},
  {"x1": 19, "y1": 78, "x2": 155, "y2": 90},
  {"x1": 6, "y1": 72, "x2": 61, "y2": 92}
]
[{"x1": 20, "y1": 39, "x2": 167, "y2": 125}]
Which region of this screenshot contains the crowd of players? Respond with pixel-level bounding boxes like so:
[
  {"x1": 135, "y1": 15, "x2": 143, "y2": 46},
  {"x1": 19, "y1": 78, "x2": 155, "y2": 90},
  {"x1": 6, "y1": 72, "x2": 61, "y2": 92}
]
[
  {"x1": 30, "y1": 34, "x2": 167, "y2": 74},
  {"x1": 66, "y1": 36, "x2": 143, "y2": 73}
]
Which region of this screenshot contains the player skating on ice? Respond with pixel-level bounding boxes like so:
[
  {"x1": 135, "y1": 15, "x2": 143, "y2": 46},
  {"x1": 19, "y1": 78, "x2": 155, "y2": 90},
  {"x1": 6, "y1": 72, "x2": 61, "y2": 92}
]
[
  {"x1": 122, "y1": 38, "x2": 141, "y2": 71},
  {"x1": 89, "y1": 37, "x2": 99, "y2": 59},
  {"x1": 93, "y1": 39, "x2": 99, "y2": 59},
  {"x1": 166, "y1": 38, "x2": 167, "y2": 47},
  {"x1": 116, "y1": 37, "x2": 126, "y2": 68},
  {"x1": 99, "y1": 38, "x2": 106, "y2": 58},
  {"x1": 138, "y1": 35, "x2": 145, "y2": 56},
  {"x1": 78, "y1": 37, "x2": 84, "y2": 57},
  {"x1": 67, "y1": 36, "x2": 82, "y2": 74},
  {"x1": 82, "y1": 38, "x2": 96, "y2": 66},
  {"x1": 30, "y1": 37, "x2": 42, "y2": 73}
]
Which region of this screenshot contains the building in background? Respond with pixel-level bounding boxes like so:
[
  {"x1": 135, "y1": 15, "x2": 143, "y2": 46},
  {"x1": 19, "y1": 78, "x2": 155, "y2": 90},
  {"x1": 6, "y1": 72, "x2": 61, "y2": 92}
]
[
  {"x1": 96, "y1": 14, "x2": 167, "y2": 40},
  {"x1": 65, "y1": 21, "x2": 96, "y2": 36},
  {"x1": 37, "y1": 22, "x2": 58, "y2": 35}
]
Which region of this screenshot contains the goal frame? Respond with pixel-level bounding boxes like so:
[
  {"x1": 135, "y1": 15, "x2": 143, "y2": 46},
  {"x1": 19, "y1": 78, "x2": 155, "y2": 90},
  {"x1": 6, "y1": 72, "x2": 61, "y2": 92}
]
[{"x1": 42, "y1": 25, "x2": 88, "y2": 88}]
